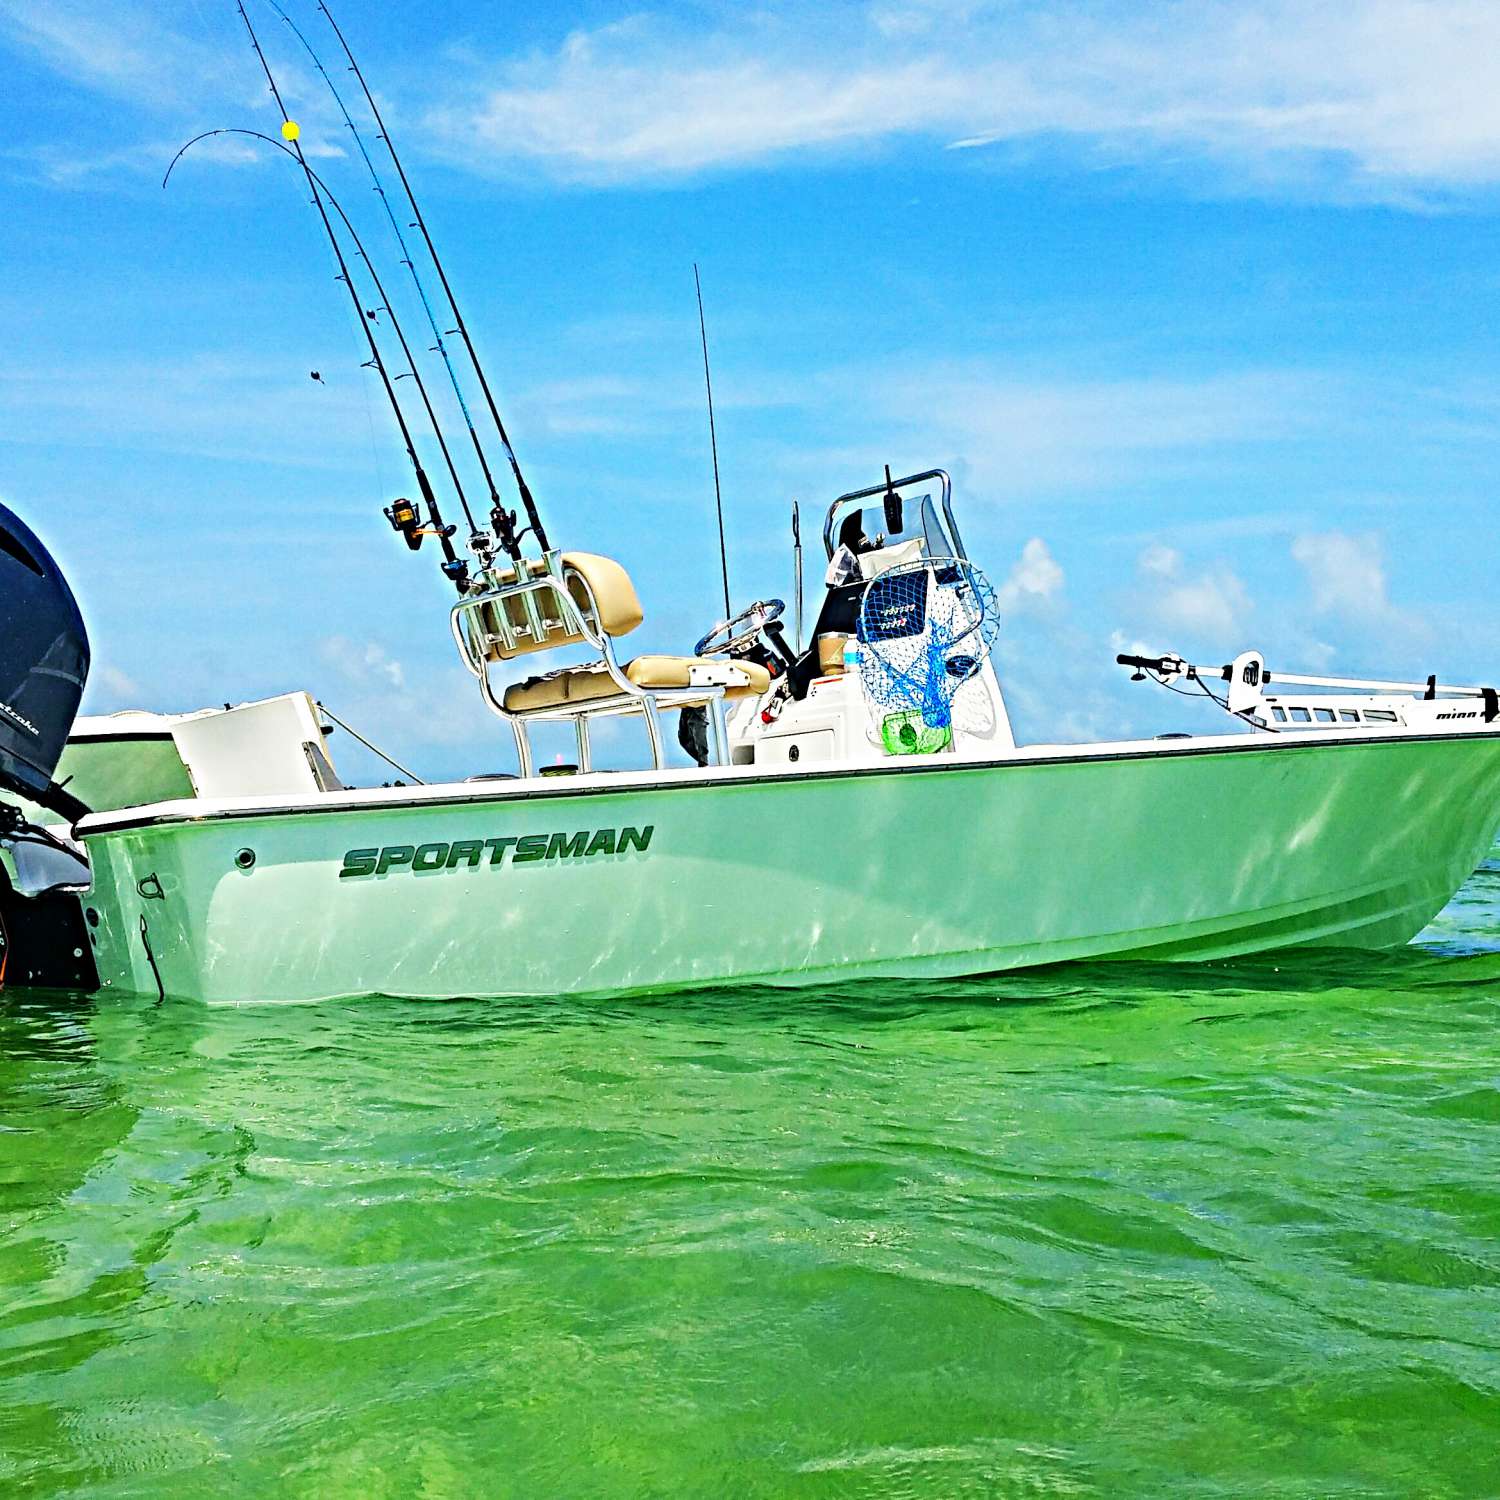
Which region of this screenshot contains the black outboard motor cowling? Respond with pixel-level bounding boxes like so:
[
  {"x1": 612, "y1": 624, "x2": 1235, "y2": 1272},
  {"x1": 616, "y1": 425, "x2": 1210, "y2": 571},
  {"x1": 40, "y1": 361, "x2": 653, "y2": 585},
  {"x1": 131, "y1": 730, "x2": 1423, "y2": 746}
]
[{"x1": 0, "y1": 505, "x2": 90, "y2": 820}]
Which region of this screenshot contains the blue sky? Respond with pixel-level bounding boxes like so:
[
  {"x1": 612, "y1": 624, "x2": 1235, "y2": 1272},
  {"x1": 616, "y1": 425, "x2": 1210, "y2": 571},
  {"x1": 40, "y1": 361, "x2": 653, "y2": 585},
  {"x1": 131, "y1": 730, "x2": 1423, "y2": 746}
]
[{"x1": 4, "y1": 0, "x2": 1500, "y2": 780}]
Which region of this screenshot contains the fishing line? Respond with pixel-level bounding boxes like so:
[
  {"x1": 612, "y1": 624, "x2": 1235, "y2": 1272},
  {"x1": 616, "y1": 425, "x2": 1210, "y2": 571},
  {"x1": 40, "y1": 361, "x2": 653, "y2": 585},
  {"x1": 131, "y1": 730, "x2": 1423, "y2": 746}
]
[
  {"x1": 261, "y1": 0, "x2": 506, "y2": 554},
  {"x1": 334, "y1": 266, "x2": 390, "y2": 518},
  {"x1": 186, "y1": 0, "x2": 253, "y2": 102},
  {"x1": 356, "y1": 355, "x2": 389, "y2": 509},
  {"x1": 318, "y1": 0, "x2": 548, "y2": 557}
]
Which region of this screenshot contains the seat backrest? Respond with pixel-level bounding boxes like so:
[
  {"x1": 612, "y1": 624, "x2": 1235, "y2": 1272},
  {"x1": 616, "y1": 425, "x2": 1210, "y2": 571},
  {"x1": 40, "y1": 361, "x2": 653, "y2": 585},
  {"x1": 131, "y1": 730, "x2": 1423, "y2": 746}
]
[
  {"x1": 479, "y1": 552, "x2": 644, "y2": 662},
  {"x1": 564, "y1": 553, "x2": 644, "y2": 637}
]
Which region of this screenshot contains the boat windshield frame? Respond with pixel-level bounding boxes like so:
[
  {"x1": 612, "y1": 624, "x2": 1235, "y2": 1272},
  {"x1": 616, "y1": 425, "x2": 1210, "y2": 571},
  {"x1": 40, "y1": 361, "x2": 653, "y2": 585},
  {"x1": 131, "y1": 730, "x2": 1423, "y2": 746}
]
[{"x1": 822, "y1": 469, "x2": 966, "y2": 562}]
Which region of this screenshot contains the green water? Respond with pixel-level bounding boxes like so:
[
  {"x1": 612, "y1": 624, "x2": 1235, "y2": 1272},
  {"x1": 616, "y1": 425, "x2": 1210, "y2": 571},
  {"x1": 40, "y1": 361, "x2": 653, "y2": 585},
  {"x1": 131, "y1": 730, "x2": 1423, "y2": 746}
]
[{"x1": 4, "y1": 864, "x2": 1500, "y2": 1497}]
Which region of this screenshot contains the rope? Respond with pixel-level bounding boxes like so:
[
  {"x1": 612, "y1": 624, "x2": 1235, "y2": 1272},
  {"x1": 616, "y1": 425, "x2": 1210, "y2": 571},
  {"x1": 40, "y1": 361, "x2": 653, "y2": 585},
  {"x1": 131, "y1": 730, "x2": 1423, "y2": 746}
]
[{"x1": 316, "y1": 702, "x2": 426, "y2": 783}]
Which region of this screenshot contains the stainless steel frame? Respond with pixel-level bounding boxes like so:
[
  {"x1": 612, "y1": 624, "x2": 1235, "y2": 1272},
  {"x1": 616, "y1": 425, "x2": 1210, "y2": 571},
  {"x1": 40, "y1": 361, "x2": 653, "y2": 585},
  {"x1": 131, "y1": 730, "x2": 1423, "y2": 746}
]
[
  {"x1": 451, "y1": 554, "x2": 740, "y2": 778},
  {"x1": 822, "y1": 469, "x2": 966, "y2": 562}
]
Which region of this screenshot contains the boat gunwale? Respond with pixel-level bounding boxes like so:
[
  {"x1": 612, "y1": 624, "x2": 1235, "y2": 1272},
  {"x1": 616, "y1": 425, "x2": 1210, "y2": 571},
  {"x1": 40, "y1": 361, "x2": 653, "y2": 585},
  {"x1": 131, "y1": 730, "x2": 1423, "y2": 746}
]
[
  {"x1": 73, "y1": 724, "x2": 1500, "y2": 838},
  {"x1": 64, "y1": 730, "x2": 180, "y2": 745}
]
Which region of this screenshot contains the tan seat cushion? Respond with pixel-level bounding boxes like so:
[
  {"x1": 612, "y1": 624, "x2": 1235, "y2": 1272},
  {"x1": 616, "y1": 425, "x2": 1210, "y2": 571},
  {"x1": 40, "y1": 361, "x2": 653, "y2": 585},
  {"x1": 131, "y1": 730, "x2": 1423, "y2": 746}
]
[
  {"x1": 503, "y1": 655, "x2": 771, "y2": 713},
  {"x1": 625, "y1": 656, "x2": 771, "y2": 697},
  {"x1": 501, "y1": 670, "x2": 575, "y2": 712},
  {"x1": 562, "y1": 553, "x2": 644, "y2": 639}
]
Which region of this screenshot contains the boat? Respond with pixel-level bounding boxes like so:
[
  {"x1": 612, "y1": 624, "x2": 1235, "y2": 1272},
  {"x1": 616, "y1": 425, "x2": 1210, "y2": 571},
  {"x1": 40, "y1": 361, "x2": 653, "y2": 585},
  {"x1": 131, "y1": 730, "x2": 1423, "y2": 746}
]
[
  {"x1": 4, "y1": 9, "x2": 1500, "y2": 1005},
  {"x1": 5, "y1": 471, "x2": 1500, "y2": 1004}
]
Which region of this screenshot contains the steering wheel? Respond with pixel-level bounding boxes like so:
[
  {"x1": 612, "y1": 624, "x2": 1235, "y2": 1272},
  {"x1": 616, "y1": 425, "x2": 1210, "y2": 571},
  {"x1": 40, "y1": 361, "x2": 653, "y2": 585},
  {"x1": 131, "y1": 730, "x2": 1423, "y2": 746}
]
[{"x1": 695, "y1": 598, "x2": 785, "y2": 657}]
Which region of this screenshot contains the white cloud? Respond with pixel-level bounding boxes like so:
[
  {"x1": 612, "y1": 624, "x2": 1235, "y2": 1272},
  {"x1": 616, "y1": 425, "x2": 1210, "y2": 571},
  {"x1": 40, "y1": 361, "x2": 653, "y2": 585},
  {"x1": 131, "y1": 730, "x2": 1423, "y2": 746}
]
[
  {"x1": 0, "y1": 0, "x2": 201, "y2": 102},
  {"x1": 994, "y1": 536, "x2": 1063, "y2": 615},
  {"x1": 1139, "y1": 544, "x2": 1181, "y2": 580},
  {"x1": 13, "y1": 1, "x2": 1500, "y2": 203},
  {"x1": 440, "y1": 19, "x2": 951, "y2": 181},
  {"x1": 1129, "y1": 544, "x2": 1253, "y2": 644},
  {"x1": 319, "y1": 636, "x2": 405, "y2": 691},
  {"x1": 6, "y1": 128, "x2": 351, "y2": 192},
  {"x1": 1159, "y1": 571, "x2": 1253, "y2": 641},
  {"x1": 1290, "y1": 528, "x2": 1429, "y2": 640},
  {"x1": 514, "y1": 374, "x2": 661, "y2": 438},
  {"x1": 1109, "y1": 628, "x2": 1163, "y2": 664},
  {"x1": 95, "y1": 664, "x2": 143, "y2": 701},
  {"x1": 426, "y1": 1, "x2": 1500, "y2": 196},
  {"x1": 0, "y1": 0, "x2": 365, "y2": 190},
  {"x1": 1292, "y1": 529, "x2": 1387, "y2": 617},
  {"x1": 308, "y1": 640, "x2": 496, "y2": 780},
  {"x1": 854, "y1": 365, "x2": 1318, "y2": 498}
]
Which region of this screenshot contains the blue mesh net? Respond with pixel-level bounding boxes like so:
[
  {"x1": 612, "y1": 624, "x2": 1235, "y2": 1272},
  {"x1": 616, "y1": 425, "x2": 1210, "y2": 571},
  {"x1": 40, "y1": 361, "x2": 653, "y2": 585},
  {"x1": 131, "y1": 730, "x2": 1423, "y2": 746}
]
[{"x1": 855, "y1": 559, "x2": 999, "y2": 730}]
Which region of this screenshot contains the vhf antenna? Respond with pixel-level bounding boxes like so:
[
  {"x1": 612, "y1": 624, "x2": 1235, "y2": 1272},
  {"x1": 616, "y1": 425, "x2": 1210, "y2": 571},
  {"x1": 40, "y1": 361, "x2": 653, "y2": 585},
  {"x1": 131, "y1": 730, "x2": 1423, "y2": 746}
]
[
  {"x1": 230, "y1": 2, "x2": 474, "y2": 587},
  {"x1": 881, "y1": 462, "x2": 903, "y2": 536},
  {"x1": 318, "y1": 0, "x2": 549, "y2": 556},
  {"x1": 694, "y1": 263, "x2": 731, "y2": 621},
  {"x1": 261, "y1": 0, "x2": 514, "y2": 562},
  {"x1": 792, "y1": 499, "x2": 803, "y2": 652}
]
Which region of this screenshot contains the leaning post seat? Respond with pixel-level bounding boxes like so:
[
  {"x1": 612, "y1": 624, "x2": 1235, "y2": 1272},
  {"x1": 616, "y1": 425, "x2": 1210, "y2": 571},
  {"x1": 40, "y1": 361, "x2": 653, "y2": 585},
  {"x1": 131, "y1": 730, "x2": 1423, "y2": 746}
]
[
  {"x1": 502, "y1": 656, "x2": 771, "y2": 712},
  {"x1": 469, "y1": 552, "x2": 643, "y2": 661},
  {"x1": 450, "y1": 550, "x2": 769, "y2": 776}
]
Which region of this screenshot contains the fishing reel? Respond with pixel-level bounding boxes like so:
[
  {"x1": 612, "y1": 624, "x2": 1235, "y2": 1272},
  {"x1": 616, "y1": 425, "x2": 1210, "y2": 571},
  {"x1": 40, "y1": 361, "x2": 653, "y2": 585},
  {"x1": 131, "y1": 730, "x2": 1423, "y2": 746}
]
[
  {"x1": 383, "y1": 497, "x2": 470, "y2": 588},
  {"x1": 384, "y1": 495, "x2": 446, "y2": 552}
]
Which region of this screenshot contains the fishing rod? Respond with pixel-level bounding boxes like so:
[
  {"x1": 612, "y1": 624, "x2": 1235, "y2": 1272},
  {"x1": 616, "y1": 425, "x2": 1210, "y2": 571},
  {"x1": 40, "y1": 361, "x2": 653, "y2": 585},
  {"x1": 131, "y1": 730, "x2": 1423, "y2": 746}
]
[
  {"x1": 694, "y1": 263, "x2": 731, "y2": 621},
  {"x1": 230, "y1": 1, "x2": 476, "y2": 588},
  {"x1": 317, "y1": 0, "x2": 549, "y2": 556},
  {"x1": 164, "y1": 125, "x2": 441, "y2": 414},
  {"x1": 165, "y1": 124, "x2": 470, "y2": 586},
  {"x1": 260, "y1": 0, "x2": 519, "y2": 564}
]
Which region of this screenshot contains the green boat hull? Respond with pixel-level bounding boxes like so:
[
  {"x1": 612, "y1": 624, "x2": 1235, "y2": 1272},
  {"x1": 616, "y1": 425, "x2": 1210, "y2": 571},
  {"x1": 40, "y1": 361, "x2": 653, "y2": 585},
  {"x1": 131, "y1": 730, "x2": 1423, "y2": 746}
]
[
  {"x1": 13, "y1": 728, "x2": 194, "y2": 826},
  {"x1": 77, "y1": 732, "x2": 1500, "y2": 1004}
]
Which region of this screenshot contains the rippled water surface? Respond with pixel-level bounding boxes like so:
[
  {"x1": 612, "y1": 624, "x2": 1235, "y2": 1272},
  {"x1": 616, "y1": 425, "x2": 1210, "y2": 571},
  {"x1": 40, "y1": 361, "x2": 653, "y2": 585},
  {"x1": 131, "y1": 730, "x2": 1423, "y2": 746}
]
[{"x1": 4, "y1": 856, "x2": 1500, "y2": 1497}]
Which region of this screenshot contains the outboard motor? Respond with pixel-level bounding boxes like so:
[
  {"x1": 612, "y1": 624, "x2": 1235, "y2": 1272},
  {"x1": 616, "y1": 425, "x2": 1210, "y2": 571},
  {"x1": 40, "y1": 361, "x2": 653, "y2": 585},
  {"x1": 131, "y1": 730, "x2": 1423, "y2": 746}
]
[
  {"x1": 0, "y1": 504, "x2": 90, "y2": 820},
  {"x1": 0, "y1": 504, "x2": 97, "y2": 990}
]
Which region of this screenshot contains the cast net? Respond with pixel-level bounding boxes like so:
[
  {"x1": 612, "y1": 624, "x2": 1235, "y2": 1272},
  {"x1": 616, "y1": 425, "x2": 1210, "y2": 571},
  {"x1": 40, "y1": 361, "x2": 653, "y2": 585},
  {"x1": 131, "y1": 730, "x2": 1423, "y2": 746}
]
[{"x1": 856, "y1": 559, "x2": 999, "y2": 744}]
